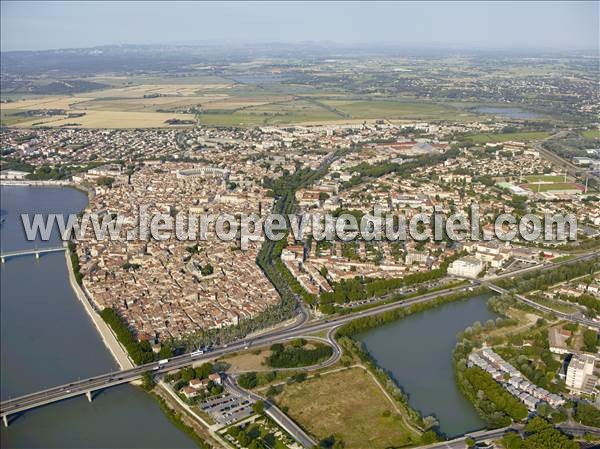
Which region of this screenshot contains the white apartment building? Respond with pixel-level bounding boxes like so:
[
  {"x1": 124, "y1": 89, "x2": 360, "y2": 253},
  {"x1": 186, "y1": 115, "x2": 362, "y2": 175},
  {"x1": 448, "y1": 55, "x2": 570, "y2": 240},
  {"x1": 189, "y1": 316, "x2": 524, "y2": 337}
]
[
  {"x1": 448, "y1": 256, "x2": 484, "y2": 278},
  {"x1": 566, "y1": 354, "x2": 597, "y2": 394}
]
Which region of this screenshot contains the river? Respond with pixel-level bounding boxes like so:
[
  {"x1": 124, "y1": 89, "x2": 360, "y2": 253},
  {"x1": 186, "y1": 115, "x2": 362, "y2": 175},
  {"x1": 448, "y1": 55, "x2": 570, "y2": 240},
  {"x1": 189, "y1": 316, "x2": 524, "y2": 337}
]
[
  {"x1": 0, "y1": 185, "x2": 196, "y2": 448},
  {"x1": 358, "y1": 293, "x2": 498, "y2": 438}
]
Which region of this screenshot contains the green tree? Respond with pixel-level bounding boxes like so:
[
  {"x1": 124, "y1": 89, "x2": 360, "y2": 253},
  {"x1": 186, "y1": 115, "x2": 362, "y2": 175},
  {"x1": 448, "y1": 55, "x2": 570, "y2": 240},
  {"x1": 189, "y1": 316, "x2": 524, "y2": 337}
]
[
  {"x1": 141, "y1": 372, "x2": 155, "y2": 391},
  {"x1": 238, "y1": 372, "x2": 258, "y2": 389},
  {"x1": 252, "y1": 400, "x2": 265, "y2": 415},
  {"x1": 194, "y1": 362, "x2": 214, "y2": 380},
  {"x1": 420, "y1": 431, "x2": 439, "y2": 445}
]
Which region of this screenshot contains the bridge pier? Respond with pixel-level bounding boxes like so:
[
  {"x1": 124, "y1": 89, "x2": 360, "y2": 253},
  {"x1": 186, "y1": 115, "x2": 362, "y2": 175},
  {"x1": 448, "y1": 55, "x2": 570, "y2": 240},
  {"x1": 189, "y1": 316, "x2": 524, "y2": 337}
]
[
  {"x1": 86, "y1": 391, "x2": 92, "y2": 403},
  {"x1": 2, "y1": 414, "x2": 7, "y2": 428},
  {"x1": 1, "y1": 257, "x2": 5, "y2": 264},
  {"x1": 35, "y1": 252, "x2": 40, "y2": 259}
]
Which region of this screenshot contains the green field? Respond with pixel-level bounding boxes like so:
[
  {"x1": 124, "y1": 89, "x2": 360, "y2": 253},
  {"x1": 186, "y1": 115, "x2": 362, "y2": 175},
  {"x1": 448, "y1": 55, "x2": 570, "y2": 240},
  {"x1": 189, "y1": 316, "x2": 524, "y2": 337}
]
[
  {"x1": 527, "y1": 296, "x2": 578, "y2": 314},
  {"x1": 524, "y1": 175, "x2": 573, "y2": 183},
  {"x1": 582, "y1": 129, "x2": 600, "y2": 139},
  {"x1": 465, "y1": 131, "x2": 551, "y2": 144},
  {"x1": 0, "y1": 108, "x2": 36, "y2": 126},
  {"x1": 319, "y1": 99, "x2": 468, "y2": 120},
  {"x1": 523, "y1": 182, "x2": 582, "y2": 192}
]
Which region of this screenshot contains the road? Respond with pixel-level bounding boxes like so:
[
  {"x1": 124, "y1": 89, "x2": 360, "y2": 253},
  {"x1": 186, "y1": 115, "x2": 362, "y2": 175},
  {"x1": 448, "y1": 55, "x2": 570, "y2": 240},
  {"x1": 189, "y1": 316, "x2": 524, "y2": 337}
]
[
  {"x1": 1, "y1": 250, "x2": 598, "y2": 422},
  {"x1": 419, "y1": 422, "x2": 600, "y2": 449},
  {"x1": 488, "y1": 283, "x2": 600, "y2": 330},
  {"x1": 533, "y1": 131, "x2": 599, "y2": 184},
  {"x1": 486, "y1": 250, "x2": 600, "y2": 330},
  {"x1": 223, "y1": 374, "x2": 316, "y2": 448}
]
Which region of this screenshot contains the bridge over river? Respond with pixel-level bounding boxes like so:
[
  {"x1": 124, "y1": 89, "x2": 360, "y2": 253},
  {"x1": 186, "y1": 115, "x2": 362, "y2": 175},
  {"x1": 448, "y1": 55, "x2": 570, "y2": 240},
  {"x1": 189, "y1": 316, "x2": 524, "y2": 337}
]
[{"x1": 0, "y1": 245, "x2": 66, "y2": 263}]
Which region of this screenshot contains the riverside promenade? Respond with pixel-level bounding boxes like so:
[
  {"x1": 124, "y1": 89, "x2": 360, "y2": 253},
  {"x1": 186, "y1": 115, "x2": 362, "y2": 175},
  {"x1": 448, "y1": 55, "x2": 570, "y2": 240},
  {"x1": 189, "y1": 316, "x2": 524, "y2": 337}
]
[{"x1": 64, "y1": 248, "x2": 134, "y2": 370}]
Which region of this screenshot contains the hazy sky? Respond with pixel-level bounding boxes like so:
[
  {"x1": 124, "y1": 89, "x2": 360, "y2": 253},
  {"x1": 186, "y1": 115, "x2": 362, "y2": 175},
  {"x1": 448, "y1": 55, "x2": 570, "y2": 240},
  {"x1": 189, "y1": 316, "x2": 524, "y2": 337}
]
[{"x1": 1, "y1": 1, "x2": 598, "y2": 52}]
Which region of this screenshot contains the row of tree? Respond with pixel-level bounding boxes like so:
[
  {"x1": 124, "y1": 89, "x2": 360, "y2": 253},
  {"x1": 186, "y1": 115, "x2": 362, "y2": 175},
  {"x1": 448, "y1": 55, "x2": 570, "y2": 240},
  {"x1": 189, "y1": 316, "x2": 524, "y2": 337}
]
[
  {"x1": 267, "y1": 341, "x2": 333, "y2": 368},
  {"x1": 99, "y1": 308, "x2": 158, "y2": 364},
  {"x1": 336, "y1": 288, "x2": 488, "y2": 338},
  {"x1": 460, "y1": 366, "x2": 528, "y2": 426},
  {"x1": 319, "y1": 251, "x2": 465, "y2": 310},
  {"x1": 497, "y1": 258, "x2": 600, "y2": 294},
  {"x1": 501, "y1": 417, "x2": 578, "y2": 449},
  {"x1": 67, "y1": 241, "x2": 83, "y2": 285}
]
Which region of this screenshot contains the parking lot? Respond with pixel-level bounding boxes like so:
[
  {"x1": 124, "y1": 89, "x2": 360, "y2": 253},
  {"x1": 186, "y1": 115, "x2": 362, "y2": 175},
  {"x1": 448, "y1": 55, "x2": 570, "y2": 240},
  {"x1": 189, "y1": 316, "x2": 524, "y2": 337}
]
[{"x1": 198, "y1": 392, "x2": 254, "y2": 425}]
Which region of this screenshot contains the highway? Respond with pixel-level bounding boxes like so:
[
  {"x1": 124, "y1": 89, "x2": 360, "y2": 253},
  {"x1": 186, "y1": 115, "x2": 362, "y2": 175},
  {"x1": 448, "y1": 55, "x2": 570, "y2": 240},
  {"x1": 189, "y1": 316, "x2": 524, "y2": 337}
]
[
  {"x1": 488, "y1": 284, "x2": 600, "y2": 330},
  {"x1": 486, "y1": 250, "x2": 600, "y2": 330},
  {"x1": 2, "y1": 250, "x2": 598, "y2": 423},
  {"x1": 532, "y1": 131, "x2": 599, "y2": 185}
]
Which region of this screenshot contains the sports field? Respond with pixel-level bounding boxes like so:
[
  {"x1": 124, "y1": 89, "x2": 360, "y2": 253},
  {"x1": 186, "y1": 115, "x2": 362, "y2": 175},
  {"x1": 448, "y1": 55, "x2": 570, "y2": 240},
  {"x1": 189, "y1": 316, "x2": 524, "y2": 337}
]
[
  {"x1": 521, "y1": 182, "x2": 583, "y2": 192},
  {"x1": 524, "y1": 175, "x2": 573, "y2": 183}
]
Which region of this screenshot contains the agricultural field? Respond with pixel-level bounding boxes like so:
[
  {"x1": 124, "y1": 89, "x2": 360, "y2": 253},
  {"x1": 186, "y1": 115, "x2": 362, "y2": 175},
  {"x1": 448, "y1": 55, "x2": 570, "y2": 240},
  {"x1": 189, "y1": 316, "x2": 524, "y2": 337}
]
[
  {"x1": 12, "y1": 110, "x2": 195, "y2": 129},
  {"x1": 0, "y1": 81, "x2": 235, "y2": 128},
  {"x1": 0, "y1": 108, "x2": 36, "y2": 126},
  {"x1": 2, "y1": 83, "x2": 486, "y2": 128},
  {"x1": 273, "y1": 367, "x2": 420, "y2": 449},
  {"x1": 318, "y1": 99, "x2": 471, "y2": 121}
]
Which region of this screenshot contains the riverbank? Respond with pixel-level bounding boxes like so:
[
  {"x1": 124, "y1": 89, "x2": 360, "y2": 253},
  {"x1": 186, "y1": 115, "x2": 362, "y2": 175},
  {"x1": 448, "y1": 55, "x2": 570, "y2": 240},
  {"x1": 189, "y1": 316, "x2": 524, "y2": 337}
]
[
  {"x1": 0, "y1": 179, "x2": 95, "y2": 201},
  {"x1": 345, "y1": 289, "x2": 497, "y2": 439},
  {"x1": 64, "y1": 239, "x2": 134, "y2": 370},
  {"x1": 151, "y1": 384, "x2": 216, "y2": 448}
]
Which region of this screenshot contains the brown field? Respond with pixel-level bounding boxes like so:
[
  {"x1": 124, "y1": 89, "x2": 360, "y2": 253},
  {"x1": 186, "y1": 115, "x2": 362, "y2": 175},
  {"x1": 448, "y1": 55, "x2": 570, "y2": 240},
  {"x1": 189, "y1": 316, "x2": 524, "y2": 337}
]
[
  {"x1": 7, "y1": 96, "x2": 91, "y2": 110},
  {"x1": 218, "y1": 349, "x2": 272, "y2": 372},
  {"x1": 70, "y1": 95, "x2": 226, "y2": 112},
  {"x1": 84, "y1": 84, "x2": 232, "y2": 99},
  {"x1": 14, "y1": 110, "x2": 195, "y2": 128},
  {"x1": 274, "y1": 367, "x2": 420, "y2": 449}
]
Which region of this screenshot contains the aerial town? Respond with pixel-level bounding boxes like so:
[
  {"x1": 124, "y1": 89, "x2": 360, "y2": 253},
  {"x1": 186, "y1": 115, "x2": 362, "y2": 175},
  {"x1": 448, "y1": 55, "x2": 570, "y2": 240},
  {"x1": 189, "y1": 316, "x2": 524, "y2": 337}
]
[
  {"x1": 1, "y1": 3, "x2": 600, "y2": 448},
  {"x1": 2, "y1": 121, "x2": 599, "y2": 344}
]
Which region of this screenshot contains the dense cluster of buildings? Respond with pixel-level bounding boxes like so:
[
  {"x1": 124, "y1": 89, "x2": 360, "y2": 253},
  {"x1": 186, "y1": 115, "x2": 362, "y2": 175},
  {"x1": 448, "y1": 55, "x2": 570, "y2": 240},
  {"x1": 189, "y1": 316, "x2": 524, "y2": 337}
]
[
  {"x1": 2, "y1": 119, "x2": 599, "y2": 341},
  {"x1": 76, "y1": 162, "x2": 282, "y2": 341},
  {"x1": 468, "y1": 348, "x2": 565, "y2": 411}
]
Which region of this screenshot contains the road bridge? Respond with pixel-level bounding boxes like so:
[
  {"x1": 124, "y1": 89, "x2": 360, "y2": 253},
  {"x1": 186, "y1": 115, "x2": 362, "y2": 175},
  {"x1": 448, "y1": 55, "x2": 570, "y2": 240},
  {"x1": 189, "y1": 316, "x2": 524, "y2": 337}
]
[
  {"x1": 1, "y1": 245, "x2": 66, "y2": 263},
  {"x1": 224, "y1": 374, "x2": 316, "y2": 448}
]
